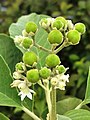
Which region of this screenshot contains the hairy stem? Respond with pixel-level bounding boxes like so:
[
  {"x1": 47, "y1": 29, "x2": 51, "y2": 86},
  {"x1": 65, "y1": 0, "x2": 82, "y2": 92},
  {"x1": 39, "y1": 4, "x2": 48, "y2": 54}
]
[
  {"x1": 34, "y1": 42, "x2": 52, "y2": 53},
  {"x1": 44, "y1": 81, "x2": 52, "y2": 119},
  {"x1": 50, "y1": 86, "x2": 56, "y2": 120},
  {"x1": 22, "y1": 106, "x2": 41, "y2": 120},
  {"x1": 54, "y1": 41, "x2": 70, "y2": 54}
]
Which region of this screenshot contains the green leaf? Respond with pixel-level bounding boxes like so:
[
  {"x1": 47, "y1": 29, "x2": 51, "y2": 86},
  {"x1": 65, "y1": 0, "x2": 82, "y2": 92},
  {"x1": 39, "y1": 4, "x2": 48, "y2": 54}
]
[
  {"x1": 83, "y1": 67, "x2": 90, "y2": 104},
  {"x1": 0, "y1": 34, "x2": 22, "y2": 73},
  {"x1": 56, "y1": 97, "x2": 82, "y2": 115},
  {"x1": 9, "y1": 13, "x2": 51, "y2": 68},
  {"x1": 0, "y1": 55, "x2": 21, "y2": 108},
  {"x1": 65, "y1": 109, "x2": 90, "y2": 120},
  {"x1": 57, "y1": 114, "x2": 71, "y2": 120},
  {"x1": 0, "y1": 113, "x2": 10, "y2": 120}
]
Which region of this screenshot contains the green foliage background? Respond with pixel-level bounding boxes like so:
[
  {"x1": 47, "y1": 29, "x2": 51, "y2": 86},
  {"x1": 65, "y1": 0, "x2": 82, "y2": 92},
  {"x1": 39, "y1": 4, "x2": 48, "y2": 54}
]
[{"x1": 0, "y1": 0, "x2": 90, "y2": 119}]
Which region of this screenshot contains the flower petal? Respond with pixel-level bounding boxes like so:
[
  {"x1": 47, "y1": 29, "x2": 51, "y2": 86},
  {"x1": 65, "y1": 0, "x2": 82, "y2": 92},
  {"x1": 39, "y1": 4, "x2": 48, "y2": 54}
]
[{"x1": 27, "y1": 92, "x2": 33, "y2": 100}]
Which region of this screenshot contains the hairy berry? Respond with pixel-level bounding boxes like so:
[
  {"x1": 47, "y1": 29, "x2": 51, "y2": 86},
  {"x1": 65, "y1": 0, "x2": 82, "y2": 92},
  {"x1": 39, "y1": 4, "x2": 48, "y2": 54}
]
[
  {"x1": 46, "y1": 54, "x2": 60, "y2": 68},
  {"x1": 23, "y1": 51, "x2": 37, "y2": 66},
  {"x1": 27, "y1": 69, "x2": 39, "y2": 83}
]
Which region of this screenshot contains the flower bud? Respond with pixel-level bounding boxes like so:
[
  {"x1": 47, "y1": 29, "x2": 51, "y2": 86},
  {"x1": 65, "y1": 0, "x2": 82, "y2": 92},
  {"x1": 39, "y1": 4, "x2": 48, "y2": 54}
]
[
  {"x1": 52, "y1": 20, "x2": 64, "y2": 30},
  {"x1": 14, "y1": 35, "x2": 23, "y2": 44},
  {"x1": 22, "y1": 37, "x2": 33, "y2": 49},
  {"x1": 39, "y1": 18, "x2": 49, "y2": 29},
  {"x1": 75, "y1": 23, "x2": 86, "y2": 34},
  {"x1": 56, "y1": 16, "x2": 67, "y2": 28},
  {"x1": 48, "y1": 30, "x2": 63, "y2": 44},
  {"x1": 56, "y1": 65, "x2": 66, "y2": 74},
  {"x1": 25, "y1": 21, "x2": 38, "y2": 34},
  {"x1": 46, "y1": 54, "x2": 61, "y2": 68},
  {"x1": 67, "y1": 30, "x2": 81, "y2": 45},
  {"x1": 23, "y1": 51, "x2": 37, "y2": 66},
  {"x1": 13, "y1": 72, "x2": 22, "y2": 79},
  {"x1": 39, "y1": 67, "x2": 51, "y2": 79},
  {"x1": 27, "y1": 69, "x2": 39, "y2": 83}
]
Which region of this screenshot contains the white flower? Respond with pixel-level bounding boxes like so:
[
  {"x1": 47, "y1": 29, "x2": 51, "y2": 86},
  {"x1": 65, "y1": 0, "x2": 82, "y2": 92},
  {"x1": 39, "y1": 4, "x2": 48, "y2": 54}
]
[
  {"x1": 56, "y1": 74, "x2": 69, "y2": 82},
  {"x1": 67, "y1": 20, "x2": 74, "y2": 30},
  {"x1": 51, "y1": 74, "x2": 69, "y2": 90},
  {"x1": 10, "y1": 80, "x2": 21, "y2": 87},
  {"x1": 14, "y1": 35, "x2": 24, "y2": 44},
  {"x1": 18, "y1": 87, "x2": 35, "y2": 101},
  {"x1": 18, "y1": 81, "x2": 35, "y2": 101}
]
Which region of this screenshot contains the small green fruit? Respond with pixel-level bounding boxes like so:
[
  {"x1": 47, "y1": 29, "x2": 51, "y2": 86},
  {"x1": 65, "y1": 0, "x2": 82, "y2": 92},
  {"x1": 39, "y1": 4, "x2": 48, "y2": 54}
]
[
  {"x1": 48, "y1": 30, "x2": 63, "y2": 44},
  {"x1": 52, "y1": 20, "x2": 64, "y2": 30},
  {"x1": 46, "y1": 54, "x2": 61, "y2": 68},
  {"x1": 27, "y1": 69, "x2": 39, "y2": 83},
  {"x1": 56, "y1": 65, "x2": 66, "y2": 74},
  {"x1": 56, "y1": 17, "x2": 67, "y2": 26},
  {"x1": 75, "y1": 23, "x2": 86, "y2": 34},
  {"x1": 23, "y1": 51, "x2": 37, "y2": 66},
  {"x1": 15, "y1": 62, "x2": 26, "y2": 73},
  {"x1": 22, "y1": 38, "x2": 33, "y2": 49},
  {"x1": 25, "y1": 21, "x2": 38, "y2": 33},
  {"x1": 67, "y1": 30, "x2": 81, "y2": 45},
  {"x1": 39, "y1": 67, "x2": 51, "y2": 79}
]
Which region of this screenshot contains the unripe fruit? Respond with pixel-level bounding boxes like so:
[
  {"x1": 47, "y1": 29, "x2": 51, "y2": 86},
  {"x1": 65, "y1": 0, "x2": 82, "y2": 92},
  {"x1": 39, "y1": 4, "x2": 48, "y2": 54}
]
[
  {"x1": 56, "y1": 17, "x2": 67, "y2": 26},
  {"x1": 27, "y1": 69, "x2": 39, "y2": 83},
  {"x1": 25, "y1": 21, "x2": 38, "y2": 33},
  {"x1": 22, "y1": 38, "x2": 33, "y2": 49},
  {"x1": 39, "y1": 67, "x2": 51, "y2": 79},
  {"x1": 56, "y1": 65, "x2": 66, "y2": 74},
  {"x1": 67, "y1": 30, "x2": 81, "y2": 45},
  {"x1": 16, "y1": 63, "x2": 23, "y2": 71},
  {"x1": 15, "y1": 62, "x2": 26, "y2": 72},
  {"x1": 23, "y1": 51, "x2": 37, "y2": 66},
  {"x1": 75, "y1": 23, "x2": 86, "y2": 34},
  {"x1": 52, "y1": 20, "x2": 64, "y2": 30},
  {"x1": 48, "y1": 30, "x2": 63, "y2": 44},
  {"x1": 46, "y1": 54, "x2": 61, "y2": 68}
]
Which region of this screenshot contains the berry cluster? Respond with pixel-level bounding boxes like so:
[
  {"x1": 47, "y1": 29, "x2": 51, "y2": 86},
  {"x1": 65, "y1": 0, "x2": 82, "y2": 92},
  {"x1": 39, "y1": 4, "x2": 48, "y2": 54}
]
[{"x1": 11, "y1": 16, "x2": 86, "y2": 101}]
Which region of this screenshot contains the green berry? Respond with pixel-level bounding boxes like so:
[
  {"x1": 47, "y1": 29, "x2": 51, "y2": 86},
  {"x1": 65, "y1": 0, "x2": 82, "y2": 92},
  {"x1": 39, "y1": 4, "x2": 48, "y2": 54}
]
[
  {"x1": 48, "y1": 30, "x2": 63, "y2": 44},
  {"x1": 56, "y1": 65, "x2": 66, "y2": 74},
  {"x1": 22, "y1": 38, "x2": 33, "y2": 49},
  {"x1": 75, "y1": 23, "x2": 86, "y2": 34},
  {"x1": 27, "y1": 69, "x2": 39, "y2": 83},
  {"x1": 56, "y1": 17, "x2": 67, "y2": 26},
  {"x1": 25, "y1": 21, "x2": 38, "y2": 33},
  {"x1": 52, "y1": 20, "x2": 64, "y2": 30},
  {"x1": 23, "y1": 51, "x2": 37, "y2": 66},
  {"x1": 46, "y1": 54, "x2": 61, "y2": 68},
  {"x1": 39, "y1": 67, "x2": 51, "y2": 79},
  {"x1": 67, "y1": 30, "x2": 81, "y2": 45}
]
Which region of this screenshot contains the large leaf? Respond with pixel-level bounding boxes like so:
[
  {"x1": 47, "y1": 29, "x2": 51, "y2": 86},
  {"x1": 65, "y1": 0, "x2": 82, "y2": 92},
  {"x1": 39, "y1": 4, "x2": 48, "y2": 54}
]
[
  {"x1": 0, "y1": 34, "x2": 22, "y2": 73},
  {"x1": 56, "y1": 97, "x2": 82, "y2": 115},
  {"x1": 0, "y1": 113, "x2": 10, "y2": 120},
  {"x1": 9, "y1": 13, "x2": 51, "y2": 68},
  {"x1": 57, "y1": 114, "x2": 71, "y2": 120},
  {"x1": 83, "y1": 67, "x2": 90, "y2": 104},
  {"x1": 0, "y1": 55, "x2": 21, "y2": 108},
  {"x1": 65, "y1": 109, "x2": 90, "y2": 120}
]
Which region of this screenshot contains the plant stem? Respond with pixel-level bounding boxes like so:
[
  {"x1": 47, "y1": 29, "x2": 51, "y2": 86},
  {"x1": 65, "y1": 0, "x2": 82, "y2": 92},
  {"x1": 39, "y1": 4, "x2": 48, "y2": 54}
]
[
  {"x1": 75, "y1": 101, "x2": 84, "y2": 110},
  {"x1": 50, "y1": 85, "x2": 56, "y2": 120},
  {"x1": 54, "y1": 41, "x2": 70, "y2": 54},
  {"x1": 45, "y1": 81, "x2": 52, "y2": 119},
  {"x1": 22, "y1": 106, "x2": 41, "y2": 120},
  {"x1": 34, "y1": 42, "x2": 52, "y2": 53}
]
